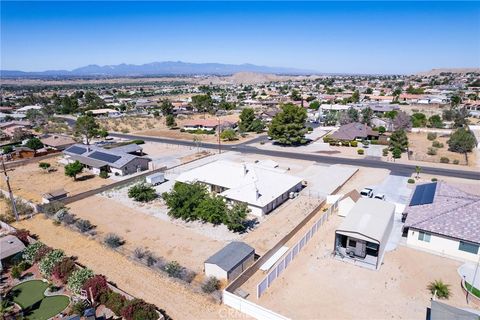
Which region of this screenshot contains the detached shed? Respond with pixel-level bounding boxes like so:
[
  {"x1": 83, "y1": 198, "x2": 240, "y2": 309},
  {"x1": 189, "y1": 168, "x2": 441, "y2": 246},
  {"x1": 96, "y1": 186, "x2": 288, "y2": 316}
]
[
  {"x1": 204, "y1": 242, "x2": 255, "y2": 282},
  {"x1": 334, "y1": 198, "x2": 395, "y2": 270},
  {"x1": 0, "y1": 235, "x2": 26, "y2": 270}
]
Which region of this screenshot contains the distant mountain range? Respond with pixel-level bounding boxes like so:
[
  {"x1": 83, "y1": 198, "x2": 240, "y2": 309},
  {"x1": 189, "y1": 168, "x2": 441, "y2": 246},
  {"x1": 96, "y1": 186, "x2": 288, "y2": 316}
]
[{"x1": 1, "y1": 61, "x2": 316, "y2": 78}]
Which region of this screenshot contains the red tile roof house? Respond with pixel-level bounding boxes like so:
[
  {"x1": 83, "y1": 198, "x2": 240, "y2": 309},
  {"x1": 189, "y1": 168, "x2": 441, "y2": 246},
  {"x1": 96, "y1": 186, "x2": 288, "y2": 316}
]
[
  {"x1": 182, "y1": 119, "x2": 237, "y2": 132},
  {"x1": 403, "y1": 182, "x2": 480, "y2": 262},
  {"x1": 330, "y1": 122, "x2": 379, "y2": 141}
]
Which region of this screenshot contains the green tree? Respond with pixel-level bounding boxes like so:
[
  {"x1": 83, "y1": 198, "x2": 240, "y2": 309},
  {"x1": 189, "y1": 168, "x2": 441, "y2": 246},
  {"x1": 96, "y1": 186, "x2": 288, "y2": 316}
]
[
  {"x1": 450, "y1": 95, "x2": 461, "y2": 108},
  {"x1": 166, "y1": 114, "x2": 177, "y2": 128},
  {"x1": 392, "y1": 147, "x2": 402, "y2": 160},
  {"x1": 428, "y1": 115, "x2": 444, "y2": 128},
  {"x1": 75, "y1": 112, "x2": 100, "y2": 145},
  {"x1": 415, "y1": 166, "x2": 422, "y2": 179},
  {"x1": 347, "y1": 107, "x2": 359, "y2": 123},
  {"x1": 290, "y1": 89, "x2": 302, "y2": 101},
  {"x1": 225, "y1": 202, "x2": 249, "y2": 232},
  {"x1": 162, "y1": 182, "x2": 208, "y2": 221},
  {"x1": 411, "y1": 113, "x2": 427, "y2": 128},
  {"x1": 378, "y1": 126, "x2": 386, "y2": 134},
  {"x1": 128, "y1": 183, "x2": 157, "y2": 202},
  {"x1": 218, "y1": 100, "x2": 236, "y2": 110},
  {"x1": 385, "y1": 110, "x2": 398, "y2": 120},
  {"x1": 191, "y1": 94, "x2": 213, "y2": 117},
  {"x1": 309, "y1": 101, "x2": 320, "y2": 110},
  {"x1": 361, "y1": 107, "x2": 373, "y2": 125},
  {"x1": 428, "y1": 280, "x2": 451, "y2": 299},
  {"x1": 98, "y1": 128, "x2": 109, "y2": 139},
  {"x1": 389, "y1": 129, "x2": 409, "y2": 152},
  {"x1": 25, "y1": 137, "x2": 44, "y2": 150},
  {"x1": 453, "y1": 107, "x2": 470, "y2": 128},
  {"x1": 64, "y1": 160, "x2": 84, "y2": 181},
  {"x1": 447, "y1": 128, "x2": 477, "y2": 164},
  {"x1": 220, "y1": 129, "x2": 238, "y2": 141},
  {"x1": 239, "y1": 108, "x2": 256, "y2": 132},
  {"x1": 365, "y1": 88, "x2": 373, "y2": 95},
  {"x1": 268, "y1": 103, "x2": 308, "y2": 145},
  {"x1": 195, "y1": 196, "x2": 228, "y2": 225},
  {"x1": 351, "y1": 90, "x2": 360, "y2": 103},
  {"x1": 160, "y1": 99, "x2": 174, "y2": 116}
]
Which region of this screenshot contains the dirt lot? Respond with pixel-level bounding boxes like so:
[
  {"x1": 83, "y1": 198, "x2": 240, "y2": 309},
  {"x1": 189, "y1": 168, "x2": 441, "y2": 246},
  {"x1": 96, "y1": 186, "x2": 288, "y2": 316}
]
[
  {"x1": 257, "y1": 214, "x2": 478, "y2": 319},
  {"x1": 13, "y1": 215, "x2": 248, "y2": 320},
  {"x1": 98, "y1": 114, "x2": 258, "y2": 144},
  {"x1": 0, "y1": 156, "x2": 111, "y2": 203},
  {"x1": 408, "y1": 132, "x2": 475, "y2": 166},
  {"x1": 67, "y1": 195, "x2": 227, "y2": 273}
]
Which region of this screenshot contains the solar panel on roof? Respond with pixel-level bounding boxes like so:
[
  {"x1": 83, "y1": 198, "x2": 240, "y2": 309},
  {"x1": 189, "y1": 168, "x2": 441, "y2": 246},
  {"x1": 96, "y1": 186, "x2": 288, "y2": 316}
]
[
  {"x1": 88, "y1": 151, "x2": 121, "y2": 163},
  {"x1": 409, "y1": 182, "x2": 437, "y2": 206},
  {"x1": 66, "y1": 146, "x2": 87, "y2": 155}
]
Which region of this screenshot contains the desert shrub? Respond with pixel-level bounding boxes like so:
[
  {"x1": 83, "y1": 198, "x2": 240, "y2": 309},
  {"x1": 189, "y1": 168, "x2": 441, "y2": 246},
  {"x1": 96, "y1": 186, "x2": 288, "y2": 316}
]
[
  {"x1": 11, "y1": 265, "x2": 22, "y2": 279},
  {"x1": 431, "y1": 178, "x2": 438, "y2": 182},
  {"x1": 70, "y1": 301, "x2": 86, "y2": 316},
  {"x1": 202, "y1": 276, "x2": 220, "y2": 293},
  {"x1": 453, "y1": 159, "x2": 459, "y2": 165},
  {"x1": 12, "y1": 199, "x2": 34, "y2": 217},
  {"x1": 39, "y1": 162, "x2": 51, "y2": 171},
  {"x1": 427, "y1": 132, "x2": 437, "y2": 141},
  {"x1": 39, "y1": 249, "x2": 65, "y2": 277},
  {"x1": 370, "y1": 139, "x2": 378, "y2": 145},
  {"x1": 350, "y1": 140, "x2": 358, "y2": 147},
  {"x1": 67, "y1": 268, "x2": 94, "y2": 294},
  {"x1": 128, "y1": 183, "x2": 157, "y2": 202},
  {"x1": 427, "y1": 147, "x2": 437, "y2": 156},
  {"x1": 52, "y1": 257, "x2": 76, "y2": 283},
  {"x1": 432, "y1": 140, "x2": 444, "y2": 148},
  {"x1": 62, "y1": 212, "x2": 76, "y2": 225},
  {"x1": 133, "y1": 247, "x2": 146, "y2": 260},
  {"x1": 22, "y1": 242, "x2": 51, "y2": 264},
  {"x1": 408, "y1": 178, "x2": 415, "y2": 184},
  {"x1": 357, "y1": 149, "x2": 364, "y2": 155},
  {"x1": 99, "y1": 171, "x2": 109, "y2": 179},
  {"x1": 75, "y1": 219, "x2": 93, "y2": 233},
  {"x1": 131, "y1": 139, "x2": 145, "y2": 145},
  {"x1": 104, "y1": 291, "x2": 127, "y2": 315},
  {"x1": 104, "y1": 233, "x2": 124, "y2": 248},
  {"x1": 42, "y1": 201, "x2": 65, "y2": 217},
  {"x1": 82, "y1": 275, "x2": 110, "y2": 302},
  {"x1": 54, "y1": 208, "x2": 69, "y2": 222},
  {"x1": 428, "y1": 280, "x2": 450, "y2": 299},
  {"x1": 121, "y1": 299, "x2": 158, "y2": 320},
  {"x1": 440, "y1": 157, "x2": 450, "y2": 163},
  {"x1": 220, "y1": 129, "x2": 238, "y2": 141},
  {"x1": 382, "y1": 148, "x2": 389, "y2": 157},
  {"x1": 163, "y1": 261, "x2": 182, "y2": 278}
]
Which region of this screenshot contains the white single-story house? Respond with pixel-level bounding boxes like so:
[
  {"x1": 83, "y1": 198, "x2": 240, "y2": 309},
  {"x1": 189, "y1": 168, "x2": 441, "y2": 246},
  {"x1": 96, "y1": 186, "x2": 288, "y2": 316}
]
[
  {"x1": 403, "y1": 182, "x2": 480, "y2": 262},
  {"x1": 63, "y1": 143, "x2": 150, "y2": 176},
  {"x1": 89, "y1": 108, "x2": 122, "y2": 117},
  {"x1": 335, "y1": 198, "x2": 395, "y2": 270},
  {"x1": 175, "y1": 160, "x2": 304, "y2": 217},
  {"x1": 204, "y1": 241, "x2": 255, "y2": 282},
  {"x1": 182, "y1": 119, "x2": 237, "y2": 132},
  {"x1": 16, "y1": 105, "x2": 43, "y2": 114}
]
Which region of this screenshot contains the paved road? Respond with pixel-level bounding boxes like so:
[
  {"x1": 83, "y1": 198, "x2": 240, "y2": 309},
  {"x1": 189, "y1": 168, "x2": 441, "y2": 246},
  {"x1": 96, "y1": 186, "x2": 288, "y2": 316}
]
[{"x1": 109, "y1": 132, "x2": 480, "y2": 180}]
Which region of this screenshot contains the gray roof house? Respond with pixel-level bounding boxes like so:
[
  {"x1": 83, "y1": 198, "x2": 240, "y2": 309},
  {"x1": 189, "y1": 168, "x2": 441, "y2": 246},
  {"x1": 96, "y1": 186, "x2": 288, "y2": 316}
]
[
  {"x1": 0, "y1": 235, "x2": 26, "y2": 268},
  {"x1": 204, "y1": 242, "x2": 255, "y2": 282},
  {"x1": 330, "y1": 122, "x2": 379, "y2": 141},
  {"x1": 63, "y1": 143, "x2": 151, "y2": 176},
  {"x1": 403, "y1": 182, "x2": 480, "y2": 261}
]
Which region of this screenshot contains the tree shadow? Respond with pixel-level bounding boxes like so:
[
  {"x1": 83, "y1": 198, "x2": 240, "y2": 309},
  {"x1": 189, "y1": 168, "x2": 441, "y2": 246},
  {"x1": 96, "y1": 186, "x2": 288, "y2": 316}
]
[{"x1": 76, "y1": 174, "x2": 96, "y2": 181}]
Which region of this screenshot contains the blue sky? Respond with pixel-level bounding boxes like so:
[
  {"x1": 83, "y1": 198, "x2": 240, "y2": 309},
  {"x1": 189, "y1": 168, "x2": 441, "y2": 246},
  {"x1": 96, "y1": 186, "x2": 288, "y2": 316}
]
[{"x1": 1, "y1": 1, "x2": 479, "y2": 74}]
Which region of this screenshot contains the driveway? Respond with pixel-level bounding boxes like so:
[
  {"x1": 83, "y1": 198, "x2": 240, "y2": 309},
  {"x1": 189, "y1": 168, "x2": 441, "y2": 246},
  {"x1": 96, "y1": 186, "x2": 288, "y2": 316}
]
[{"x1": 367, "y1": 175, "x2": 413, "y2": 251}]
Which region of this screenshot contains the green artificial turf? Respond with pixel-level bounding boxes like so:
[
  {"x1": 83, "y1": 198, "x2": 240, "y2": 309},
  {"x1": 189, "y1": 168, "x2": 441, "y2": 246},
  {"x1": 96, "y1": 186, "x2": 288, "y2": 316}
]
[
  {"x1": 9, "y1": 280, "x2": 70, "y2": 320},
  {"x1": 465, "y1": 281, "x2": 480, "y2": 299}
]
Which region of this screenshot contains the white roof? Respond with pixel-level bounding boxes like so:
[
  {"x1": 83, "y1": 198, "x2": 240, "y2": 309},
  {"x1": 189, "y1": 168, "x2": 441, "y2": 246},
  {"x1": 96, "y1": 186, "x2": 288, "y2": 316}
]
[
  {"x1": 260, "y1": 246, "x2": 289, "y2": 271},
  {"x1": 176, "y1": 160, "x2": 303, "y2": 208},
  {"x1": 16, "y1": 105, "x2": 43, "y2": 113},
  {"x1": 90, "y1": 108, "x2": 119, "y2": 115},
  {"x1": 336, "y1": 198, "x2": 395, "y2": 243}
]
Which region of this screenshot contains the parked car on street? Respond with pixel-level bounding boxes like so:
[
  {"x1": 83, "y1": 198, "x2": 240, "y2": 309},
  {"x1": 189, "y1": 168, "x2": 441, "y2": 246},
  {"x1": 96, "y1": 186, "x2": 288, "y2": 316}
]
[{"x1": 374, "y1": 194, "x2": 386, "y2": 201}]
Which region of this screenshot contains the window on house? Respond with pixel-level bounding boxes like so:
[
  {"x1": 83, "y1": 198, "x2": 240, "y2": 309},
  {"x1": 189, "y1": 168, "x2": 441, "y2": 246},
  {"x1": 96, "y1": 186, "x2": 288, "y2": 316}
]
[
  {"x1": 418, "y1": 231, "x2": 431, "y2": 242},
  {"x1": 458, "y1": 241, "x2": 479, "y2": 254},
  {"x1": 348, "y1": 239, "x2": 357, "y2": 247}
]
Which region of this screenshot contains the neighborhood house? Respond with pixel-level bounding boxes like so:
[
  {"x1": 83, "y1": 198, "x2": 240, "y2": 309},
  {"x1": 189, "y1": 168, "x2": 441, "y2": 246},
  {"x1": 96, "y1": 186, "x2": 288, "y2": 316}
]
[
  {"x1": 330, "y1": 122, "x2": 379, "y2": 141},
  {"x1": 403, "y1": 182, "x2": 480, "y2": 262},
  {"x1": 175, "y1": 160, "x2": 304, "y2": 217},
  {"x1": 63, "y1": 143, "x2": 151, "y2": 176}
]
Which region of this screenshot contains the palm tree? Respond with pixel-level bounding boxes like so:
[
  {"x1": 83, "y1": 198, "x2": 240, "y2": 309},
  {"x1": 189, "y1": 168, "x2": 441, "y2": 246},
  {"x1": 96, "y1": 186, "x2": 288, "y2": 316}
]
[
  {"x1": 0, "y1": 300, "x2": 14, "y2": 319},
  {"x1": 415, "y1": 166, "x2": 422, "y2": 179},
  {"x1": 428, "y1": 280, "x2": 451, "y2": 299}
]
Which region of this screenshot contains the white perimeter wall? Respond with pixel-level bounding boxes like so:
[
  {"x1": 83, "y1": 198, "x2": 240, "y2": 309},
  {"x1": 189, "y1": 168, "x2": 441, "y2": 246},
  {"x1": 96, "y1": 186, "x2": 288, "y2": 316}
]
[
  {"x1": 223, "y1": 291, "x2": 289, "y2": 320},
  {"x1": 407, "y1": 229, "x2": 480, "y2": 262}
]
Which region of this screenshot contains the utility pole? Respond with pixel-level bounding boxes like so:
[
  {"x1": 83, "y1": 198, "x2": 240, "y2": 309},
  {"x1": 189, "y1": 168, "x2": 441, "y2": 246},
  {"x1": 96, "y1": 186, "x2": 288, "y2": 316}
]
[
  {"x1": 217, "y1": 117, "x2": 222, "y2": 154},
  {"x1": 1, "y1": 157, "x2": 19, "y2": 222}
]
